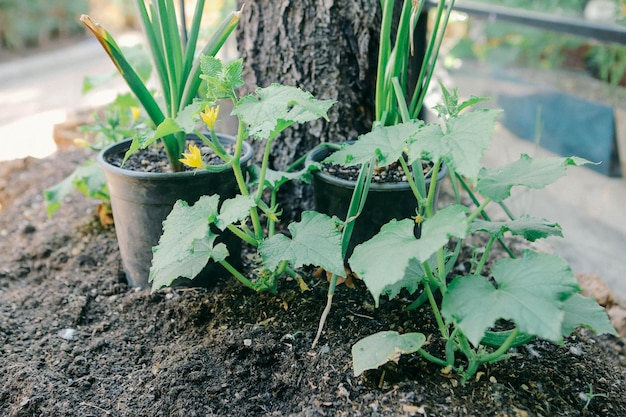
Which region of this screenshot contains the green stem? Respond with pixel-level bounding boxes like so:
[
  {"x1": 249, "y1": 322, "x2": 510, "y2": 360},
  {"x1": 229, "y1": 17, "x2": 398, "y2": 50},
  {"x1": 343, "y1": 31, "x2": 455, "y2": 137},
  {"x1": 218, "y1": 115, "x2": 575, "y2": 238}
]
[
  {"x1": 226, "y1": 224, "x2": 257, "y2": 246},
  {"x1": 255, "y1": 139, "x2": 274, "y2": 202},
  {"x1": 479, "y1": 327, "x2": 519, "y2": 364},
  {"x1": 229, "y1": 120, "x2": 263, "y2": 240},
  {"x1": 424, "y1": 159, "x2": 441, "y2": 218},
  {"x1": 193, "y1": 129, "x2": 230, "y2": 162},
  {"x1": 445, "y1": 326, "x2": 460, "y2": 365},
  {"x1": 423, "y1": 278, "x2": 447, "y2": 338},
  {"x1": 406, "y1": 287, "x2": 429, "y2": 310},
  {"x1": 268, "y1": 190, "x2": 278, "y2": 237},
  {"x1": 417, "y1": 348, "x2": 448, "y2": 368},
  {"x1": 467, "y1": 198, "x2": 492, "y2": 223},
  {"x1": 456, "y1": 174, "x2": 516, "y2": 259},
  {"x1": 473, "y1": 235, "x2": 496, "y2": 276},
  {"x1": 219, "y1": 259, "x2": 256, "y2": 291},
  {"x1": 399, "y1": 157, "x2": 423, "y2": 202}
]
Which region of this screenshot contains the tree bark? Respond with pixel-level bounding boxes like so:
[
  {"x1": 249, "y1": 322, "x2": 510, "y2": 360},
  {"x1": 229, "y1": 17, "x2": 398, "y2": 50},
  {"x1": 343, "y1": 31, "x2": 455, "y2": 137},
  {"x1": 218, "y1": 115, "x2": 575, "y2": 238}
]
[{"x1": 236, "y1": 0, "x2": 381, "y2": 218}]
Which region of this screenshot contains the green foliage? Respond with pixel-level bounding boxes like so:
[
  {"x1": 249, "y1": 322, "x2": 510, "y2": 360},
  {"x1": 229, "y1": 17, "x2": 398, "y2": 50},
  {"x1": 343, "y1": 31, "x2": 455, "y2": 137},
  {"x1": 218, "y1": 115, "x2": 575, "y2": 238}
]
[
  {"x1": 43, "y1": 93, "x2": 146, "y2": 218},
  {"x1": 259, "y1": 211, "x2": 344, "y2": 277},
  {"x1": 350, "y1": 205, "x2": 468, "y2": 306},
  {"x1": 442, "y1": 251, "x2": 580, "y2": 346},
  {"x1": 149, "y1": 57, "x2": 337, "y2": 294},
  {"x1": 344, "y1": 86, "x2": 615, "y2": 379},
  {"x1": 150, "y1": 196, "x2": 228, "y2": 291},
  {"x1": 476, "y1": 154, "x2": 593, "y2": 202},
  {"x1": 43, "y1": 162, "x2": 108, "y2": 218},
  {"x1": 232, "y1": 84, "x2": 335, "y2": 141},
  {"x1": 82, "y1": 0, "x2": 241, "y2": 171},
  {"x1": 0, "y1": 0, "x2": 89, "y2": 50}
]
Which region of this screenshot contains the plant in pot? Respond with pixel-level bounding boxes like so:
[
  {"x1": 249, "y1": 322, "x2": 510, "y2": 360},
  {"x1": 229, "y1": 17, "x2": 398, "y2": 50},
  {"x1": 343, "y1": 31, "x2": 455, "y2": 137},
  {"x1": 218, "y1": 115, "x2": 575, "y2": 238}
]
[
  {"x1": 148, "y1": 56, "x2": 340, "y2": 294},
  {"x1": 81, "y1": 0, "x2": 247, "y2": 288},
  {"x1": 341, "y1": 87, "x2": 616, "y2": 382},
  {"x1": 307, "y1": 0, "x2": 457, "y2": 346},
  {"x1": 43, "y1": 93, "x2": 145, "y2": 225},
  {"x1": 307, "y1": 0, "x2": 456, "y2": 255}
]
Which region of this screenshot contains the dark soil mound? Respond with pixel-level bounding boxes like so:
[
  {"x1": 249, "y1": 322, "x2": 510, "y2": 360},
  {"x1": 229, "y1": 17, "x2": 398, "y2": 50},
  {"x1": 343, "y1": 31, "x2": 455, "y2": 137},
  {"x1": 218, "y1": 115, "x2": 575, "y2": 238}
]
[{"x1": 1, "y1": 148, "x2": 625, "y2": 416}]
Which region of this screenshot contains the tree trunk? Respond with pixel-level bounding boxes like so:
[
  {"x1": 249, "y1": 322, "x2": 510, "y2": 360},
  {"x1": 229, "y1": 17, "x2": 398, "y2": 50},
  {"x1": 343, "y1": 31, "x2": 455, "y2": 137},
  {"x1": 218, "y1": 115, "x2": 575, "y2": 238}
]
[{"x1": 236, "y1": 0, "x2": 381, "y2": 219}]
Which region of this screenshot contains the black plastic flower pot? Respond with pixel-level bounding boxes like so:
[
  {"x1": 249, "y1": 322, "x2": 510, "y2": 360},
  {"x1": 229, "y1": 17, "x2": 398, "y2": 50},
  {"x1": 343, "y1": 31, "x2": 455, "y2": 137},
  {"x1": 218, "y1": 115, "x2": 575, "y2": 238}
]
[
  {"x1": 306, "y1": 144, "x2": 447, "y2": 258},
  {"x1": 97, "y1": 134, "x2": 253, "y2": 289}
]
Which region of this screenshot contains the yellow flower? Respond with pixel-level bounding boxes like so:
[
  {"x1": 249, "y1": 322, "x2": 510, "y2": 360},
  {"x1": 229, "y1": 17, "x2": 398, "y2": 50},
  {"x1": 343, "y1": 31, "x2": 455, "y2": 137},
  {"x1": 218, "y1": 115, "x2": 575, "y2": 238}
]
[
  {"x1": 179, "y1": 143, "x2": 204, "y2": 169},
  {"x1": 73, "y1": 138, "x2": 90, "y2": 148},
  {"x1": 130, "y1": 106, "x2": 141, "y2": 122},
  {"x1": 200, "y1": 105, "x2": 219, "y2": 129}
]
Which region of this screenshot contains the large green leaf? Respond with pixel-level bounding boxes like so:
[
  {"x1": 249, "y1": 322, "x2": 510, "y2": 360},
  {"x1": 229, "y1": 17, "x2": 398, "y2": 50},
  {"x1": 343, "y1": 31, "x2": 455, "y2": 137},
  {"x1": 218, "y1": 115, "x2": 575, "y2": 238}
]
[
  {"x1": 150, "y1": 195, "x2": 223, "y2": 291},
  {"x1": 349, "y1": 205, "x2": 468, "y2": 306},
  {"x1": 323, "y1": 121, "x2": 423, "y2": 167},
  {"x1": 561, "y1": 293, "x2": 617, "y2": 337},
  {"x1": 259, "y1": 211, "x2": 344, "y2": 276},
  {"x1": 352, "y1": 331, "x2": 426, "y2": 376},
  {"x1": 233, "y1": 84, "x2": 335, "y2": 141},
  {"x1": 470, "y1": 215, "x2": 563, "y2": 242},
  {"x1": 215, "y1": 195, "x2": 256, "y2": 231},
  {"x1": 441, "y1": 251, "x2": 580, "y2": 346},
  {"x1": 407, "y1": 109, "x2": 501, "y2": 179},
  {"x1": 476, "y1": 154, "x2": 591, "y2": 202}
]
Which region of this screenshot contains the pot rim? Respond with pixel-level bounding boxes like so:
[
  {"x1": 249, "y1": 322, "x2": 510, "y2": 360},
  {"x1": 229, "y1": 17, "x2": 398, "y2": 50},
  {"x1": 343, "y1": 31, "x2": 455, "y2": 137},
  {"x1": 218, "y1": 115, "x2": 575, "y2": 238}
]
[
  {"x1": 305, "y1": 143, "x2": 447, "y2": 191},
  {"x1": 97, "y1": 133, "x2": 254, "y2": 180}
]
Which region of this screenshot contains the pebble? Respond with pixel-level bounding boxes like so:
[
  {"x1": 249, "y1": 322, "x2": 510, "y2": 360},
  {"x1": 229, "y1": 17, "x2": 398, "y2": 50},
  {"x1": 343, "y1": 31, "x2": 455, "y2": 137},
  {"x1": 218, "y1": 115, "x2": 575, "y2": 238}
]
[{"x1": 58, "y1": 328, "x2": 78, "y2": 340}]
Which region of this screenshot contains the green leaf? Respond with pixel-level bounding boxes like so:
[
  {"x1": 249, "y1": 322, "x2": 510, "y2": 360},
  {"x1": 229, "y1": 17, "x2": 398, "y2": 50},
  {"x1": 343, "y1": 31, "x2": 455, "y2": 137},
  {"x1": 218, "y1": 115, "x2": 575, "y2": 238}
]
[
  {"x1": 561, "y1": 293, "x2": 617, "y2": 337},
  {"x1": 470, "y1": 215, "x2": 563, "y2": 241},
  {"x1": 259, "y1": 211, "x2": 344, "y2": 276},
  {"x1": 123, "y1": 134, "x2": 148, "y2": 165},
  {"x1": 43, "y1": 173, "x2": 80, "y2": 217},
  {"x1": 476, "y1": 154, "x2": 592, "y2": 202},
  {"x1": 150, "y1": 195, "x2": 222, "y2": 291},
  {"x1": 215, "y1": 195, "x2": 256, "y2": 231},
  {"x1": 232, "y1": 84, "x2": 335, "y2": 141},
  {"x1": 73, "y1": 162, "x2": 109, "y2": 200},
  {"x1": 199, "y1": 56, "x2": 244, "y2": 102},
  {"x1": 175, "y1": 102, "x2": 204, "y2": 133},
  {"x1": 248, "y1": 165, "x2": 317, "y2": 190},
  {"x1": 152, "y1": 118, "x2": 183, "y2": 141},
  {"x1": 352, "y1": 331, "x2": 426, "y2": 376},
  {"x1": 441, "y1": 251, "x2": 580, "y2": 346},
  {"x1": 43, "y1": 162, "x2": 109, "y2": 217},
  {"x1": 349, "y1": 205, "x2": 468, "y2": 306},
  {"x1": 408, "y1": 109, "x2": 501, "y2": 179},
  {"x1": 323, "y1": 121, "x2": 423, "y2": 167}
]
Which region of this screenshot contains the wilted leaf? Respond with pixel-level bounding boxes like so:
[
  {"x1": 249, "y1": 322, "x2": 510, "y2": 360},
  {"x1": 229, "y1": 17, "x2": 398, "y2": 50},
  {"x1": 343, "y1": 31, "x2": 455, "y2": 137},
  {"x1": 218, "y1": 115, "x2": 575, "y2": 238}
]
[{"x1": 352, "y1": 331, "x2": 425, "y2": 376}]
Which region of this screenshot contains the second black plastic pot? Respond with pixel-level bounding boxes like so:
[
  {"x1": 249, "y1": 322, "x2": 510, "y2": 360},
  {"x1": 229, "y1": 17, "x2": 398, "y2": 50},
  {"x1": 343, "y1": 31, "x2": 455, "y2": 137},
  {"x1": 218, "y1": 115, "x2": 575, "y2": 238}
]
[
  {"x1": 306, "y1": 144, "x2": 447, "y2": 257},
  {"x1": 98, "y1": 134, "x2": 253, "y2": 289}
]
